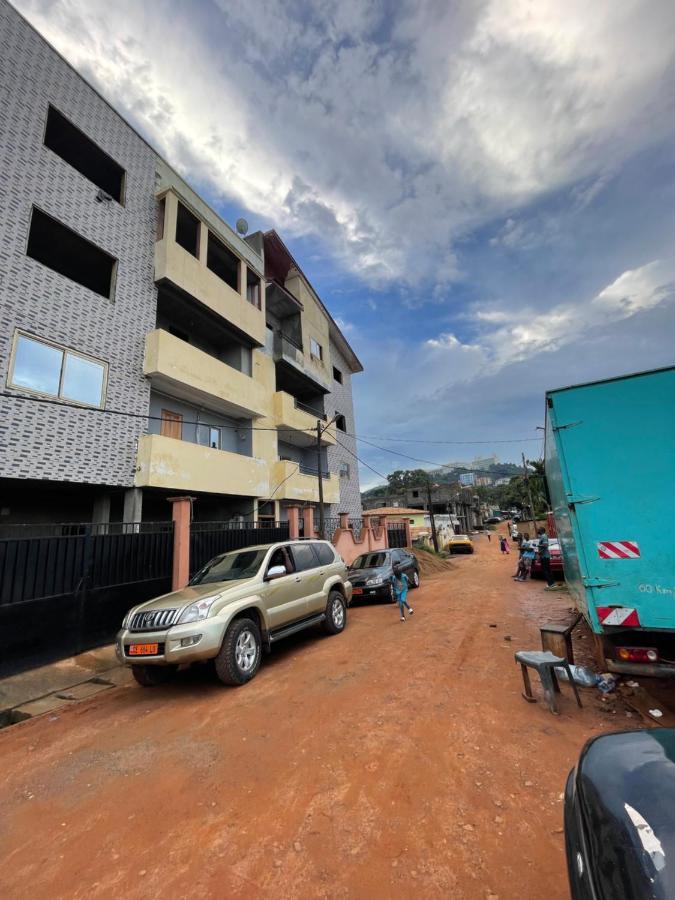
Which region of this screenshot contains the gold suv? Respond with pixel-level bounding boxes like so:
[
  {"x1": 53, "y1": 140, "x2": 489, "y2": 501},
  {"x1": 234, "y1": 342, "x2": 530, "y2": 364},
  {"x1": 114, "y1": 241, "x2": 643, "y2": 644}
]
[{"x1": 116, "y1": 540, "x2": 352, "y2": 687}]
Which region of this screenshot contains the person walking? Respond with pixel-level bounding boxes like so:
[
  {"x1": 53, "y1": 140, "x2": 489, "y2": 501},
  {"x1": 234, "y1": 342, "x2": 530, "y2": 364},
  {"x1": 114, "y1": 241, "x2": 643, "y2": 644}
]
[
  {"x1": 499, "y1": 536, "x2": 510, "y2": 554},
  {"x1": 486, "y1": 530, "x2": 492, "y2": 543},
  {"x1": 537, "y1": 527, "x2": 555, "y2": 587},
  {"x1": 391, "y1": 565, "x2": 413, "y2": 622}
]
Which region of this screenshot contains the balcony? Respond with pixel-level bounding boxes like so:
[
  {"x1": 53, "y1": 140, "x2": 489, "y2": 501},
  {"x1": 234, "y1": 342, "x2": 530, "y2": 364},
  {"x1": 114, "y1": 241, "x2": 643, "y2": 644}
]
[
  {"x1": 144, "y1": 329, "x2": 267, "y2": 419},
  {"x1": 135, "y1": 433, "x2": 269, "y2": 497},
  {"x1": 271, "y1": 330, "x2": 330, "y2": 392},
  {"x1": 273, "y1": 391, "x2": 336, "y2": 447},
  {"x1": 271, "y1": 460, "x2": 339, "y2": 504},
  {"x1": 155, "y1": 190, "x2": 265, "y2": 346}
]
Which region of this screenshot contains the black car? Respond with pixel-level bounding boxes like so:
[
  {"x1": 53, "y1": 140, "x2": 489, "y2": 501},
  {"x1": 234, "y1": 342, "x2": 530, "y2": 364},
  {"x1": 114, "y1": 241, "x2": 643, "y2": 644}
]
[
  {"x1": 348, "y1": 549, "x2": 420, "y2": 602},
  {"x1": 565, "y1": 728, "x2": 675, "y2": 899}
]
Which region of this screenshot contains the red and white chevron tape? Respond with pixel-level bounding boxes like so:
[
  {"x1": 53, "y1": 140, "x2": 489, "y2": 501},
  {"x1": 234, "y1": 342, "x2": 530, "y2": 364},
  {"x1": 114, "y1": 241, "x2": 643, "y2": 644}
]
[
  {"x1": 597, "y1": 540, "x2": 640, "y2": 560},
  {"x1": 596, "y1": 606, "x2": 640, "y2": 627}
]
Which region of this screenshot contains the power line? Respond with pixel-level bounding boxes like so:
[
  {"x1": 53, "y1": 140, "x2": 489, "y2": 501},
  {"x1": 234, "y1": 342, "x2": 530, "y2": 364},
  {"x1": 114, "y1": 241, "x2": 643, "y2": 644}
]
[
  {"x1": 354, "y1": 435, "x2": 532, "y2": 478},
  {"x1": 333, "y1": 436, "x2": 390, "y2": 482},
  {"x1": 0, "y1": 391, "x2": 542, "y2": 445}
]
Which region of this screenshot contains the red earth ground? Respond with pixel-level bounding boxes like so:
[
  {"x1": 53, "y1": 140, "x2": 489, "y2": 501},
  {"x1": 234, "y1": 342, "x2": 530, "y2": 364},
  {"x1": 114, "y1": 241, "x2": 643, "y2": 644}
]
[{"x1": 0, "y1": 534, "x2": 641, "y2": 899}]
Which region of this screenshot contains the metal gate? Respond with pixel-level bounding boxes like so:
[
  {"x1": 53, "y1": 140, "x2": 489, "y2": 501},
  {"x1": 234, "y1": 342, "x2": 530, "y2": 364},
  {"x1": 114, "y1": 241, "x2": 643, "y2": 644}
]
[
  {"x1": 387, "y1": 523, "x2": 408, "y2": 548},
  {"x1": 190, "y1": 521, "x2": 290, "y2": 575},
  {"x1": 0, "y1": 522, "x2": 173, "y2": 677}
]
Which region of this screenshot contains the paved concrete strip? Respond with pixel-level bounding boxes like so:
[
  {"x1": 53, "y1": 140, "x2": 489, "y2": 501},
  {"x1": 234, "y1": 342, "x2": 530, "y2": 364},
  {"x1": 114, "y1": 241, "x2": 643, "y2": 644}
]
[{"x1": 0, "y1": 644, "x2": 122, "y2": 717}]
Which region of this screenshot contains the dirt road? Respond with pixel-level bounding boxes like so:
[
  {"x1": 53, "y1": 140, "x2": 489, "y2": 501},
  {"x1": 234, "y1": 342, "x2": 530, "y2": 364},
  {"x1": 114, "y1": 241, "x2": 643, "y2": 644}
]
[{"x1": 0, "y1": 538, "x2": 626, "y2": 899}]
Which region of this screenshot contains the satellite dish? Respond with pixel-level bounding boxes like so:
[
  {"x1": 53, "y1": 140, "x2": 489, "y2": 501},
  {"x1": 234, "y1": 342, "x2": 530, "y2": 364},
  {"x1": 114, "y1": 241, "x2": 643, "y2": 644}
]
[{"x1": 236, "y1": 218, "x2": 249, "y2": 236}]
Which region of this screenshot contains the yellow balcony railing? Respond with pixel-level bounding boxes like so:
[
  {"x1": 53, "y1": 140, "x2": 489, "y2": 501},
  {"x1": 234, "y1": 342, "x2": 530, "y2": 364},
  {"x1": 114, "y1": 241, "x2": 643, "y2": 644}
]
[
  {"x1": 135, "y1": 433, "x2": 270, "y2": 497},
  {"x1": 144, "y1": 329, "x2": 267, "y2": 419},
  {"x1": 272, "y1": 391, "x2": 336, "y2": 447},
  {"x1": 270, "y1": 460, "x2": 339, "y2": 504}
]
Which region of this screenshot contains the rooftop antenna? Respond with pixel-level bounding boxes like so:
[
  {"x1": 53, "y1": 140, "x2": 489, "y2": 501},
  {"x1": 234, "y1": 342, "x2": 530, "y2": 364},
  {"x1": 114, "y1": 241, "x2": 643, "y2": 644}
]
[{"x1": 236, "y1": 217, "x2": 249, "y2": 236}]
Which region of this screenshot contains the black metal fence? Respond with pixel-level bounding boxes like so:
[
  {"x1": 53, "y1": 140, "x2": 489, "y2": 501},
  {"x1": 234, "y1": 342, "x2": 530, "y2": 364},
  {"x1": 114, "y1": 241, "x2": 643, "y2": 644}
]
[
  {"x1": 387, "y1": 522, "x2": 408, "y2": 548},
  {"x1": 0, "y1": 522, "x2": 174, "y2": 677},
  {"x1": 313, "y1": 517, "x2": 341, "y2": 539},
  {"x1": 190, "y1": 521, "x2": 289, "y2": 575}
]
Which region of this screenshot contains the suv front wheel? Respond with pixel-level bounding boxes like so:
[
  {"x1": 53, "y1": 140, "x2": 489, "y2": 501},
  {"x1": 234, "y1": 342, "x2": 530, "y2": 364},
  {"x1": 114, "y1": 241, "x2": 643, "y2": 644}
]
[
  {"x1": 215, "y1": 617, "x2": 262, "y2": 686},
  {"x1": 323, "y1": 590, "x2": 346, "y2": 635}
]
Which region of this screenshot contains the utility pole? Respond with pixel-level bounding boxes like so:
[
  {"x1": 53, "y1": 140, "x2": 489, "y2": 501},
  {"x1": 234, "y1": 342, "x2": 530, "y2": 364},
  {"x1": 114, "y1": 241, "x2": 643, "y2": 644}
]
[
  {"x1": 522, "y1": 452, "x2": 537, "y2": 537},
  {"x1": 317, "y1": 420, "x2": 325, "y2": 539},
  {"x1": 316, "y1": 415, "x2": 338, "y2": 539},
  {"x1": 426, "y1": 478, "x2": 439, "y2": 553}
]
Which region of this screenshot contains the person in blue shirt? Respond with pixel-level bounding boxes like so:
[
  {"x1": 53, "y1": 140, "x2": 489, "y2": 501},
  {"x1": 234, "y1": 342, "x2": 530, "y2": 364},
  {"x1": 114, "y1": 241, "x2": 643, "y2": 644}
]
[
  {"x1": 391, "y1": 565, "x2": 414, "y2": 622},
  {"x1": 514, "y1": 538, "x2": 536, "y2": 581}
]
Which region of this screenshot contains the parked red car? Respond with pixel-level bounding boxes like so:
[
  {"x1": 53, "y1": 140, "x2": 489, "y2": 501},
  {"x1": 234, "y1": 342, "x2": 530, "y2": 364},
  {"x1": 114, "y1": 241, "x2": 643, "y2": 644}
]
[{"x1": 530, "y1": 538, "x2": 565, "y2": 578}]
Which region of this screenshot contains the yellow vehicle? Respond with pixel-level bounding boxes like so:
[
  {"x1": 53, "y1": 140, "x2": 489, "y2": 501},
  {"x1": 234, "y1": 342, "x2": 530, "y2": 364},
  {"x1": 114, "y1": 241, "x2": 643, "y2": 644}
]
[{"x1": 447, "y1": 534, "x2": 474, "y2": 554}]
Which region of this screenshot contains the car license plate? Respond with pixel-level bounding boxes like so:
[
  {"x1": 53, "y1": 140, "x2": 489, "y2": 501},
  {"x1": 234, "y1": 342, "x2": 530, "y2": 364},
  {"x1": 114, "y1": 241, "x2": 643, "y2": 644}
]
[
  {"x1": 352, "y1": 587, "x2": 363, "y2": 595},
  {"x1": 128, "y1": 643, "x2": 159, "y2": 656}
]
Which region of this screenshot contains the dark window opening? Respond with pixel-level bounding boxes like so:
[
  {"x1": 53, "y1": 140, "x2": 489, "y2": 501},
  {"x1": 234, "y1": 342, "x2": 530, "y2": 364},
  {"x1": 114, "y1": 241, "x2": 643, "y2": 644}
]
[
  {"x1": 175, "y1": 203, "x2": 200, "y2": 257},
  {"x1": 333, "y1": 366, "x2": 343, "y2": 384},
  {"x1": 335, "y1": 414, "x2": 347, "y2": 432},
  {"x1": 412, "y1": 490, "x2": 419, "y2": 498},
  {"x1": 207, "y1": 232, "x2": 239, "y2": 290},
  {"x1": 156, "y1": 197, "x2": 165, "y2": 240},
  {"x1": 168, "y1": 325, "x2": 189, "y2": 343},
  {"x1": 246, "y1": 266, "x2": 261, "y2": 308},
  {"x1": 43, "y1": 106, "x2": 125, "y2": 203},
  {"x1": 27, "y1": 208, "x2": 117, "y2": 299}
]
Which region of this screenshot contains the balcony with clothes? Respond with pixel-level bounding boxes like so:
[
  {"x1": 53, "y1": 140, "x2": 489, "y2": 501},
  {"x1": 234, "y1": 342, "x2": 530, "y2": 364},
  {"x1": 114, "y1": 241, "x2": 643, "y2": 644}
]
[
  {"x1": 154, "y1": 188, "x2": 265, "y2": 346},
  {"x1": 135, "y1": 391, "x2": 269, "y2": 497},
  {"x1": 145, "y1": 287, "x2": 267, "y2": 419}
]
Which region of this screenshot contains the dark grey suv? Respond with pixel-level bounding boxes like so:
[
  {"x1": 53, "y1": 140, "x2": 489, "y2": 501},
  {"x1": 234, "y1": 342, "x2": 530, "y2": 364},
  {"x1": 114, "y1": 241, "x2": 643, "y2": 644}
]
[{"x1": 348, "y1": 548, "x2": 420, "y2": 602}]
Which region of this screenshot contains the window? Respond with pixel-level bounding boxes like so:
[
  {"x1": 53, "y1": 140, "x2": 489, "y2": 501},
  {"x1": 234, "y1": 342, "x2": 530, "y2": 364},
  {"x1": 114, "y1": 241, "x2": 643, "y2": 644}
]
[
  {"x1": 257, "y1": 501, "x2": 275, "y2": 525},
  {"x1": 175, "y1": 203, "x2": 200, "y2": 257},
  {"x1": 207, "y1": 232, "x2": 239, "y2": 290},
  {"x1": 314, "y1": 542, "x2": 336, "y2": 565},
  {"x1": 412, "y1": 490, "x2": 419, "y2": 498},
  {"x1": 246, "y1": 267, "x2": 261, "y2": 308},
  {"x1": 333, "y1": 366, "x2": 343, "y2": 384},
  {"x1": 197, "y1": 423, "x2": 221, "y2": 449},
  {"x1": 27, "y1": 208, "x2": 117, "y2": 298},
  {"x1": 43, "y1": 106, "x2": 125, "y2": 203},
  {"x1": 310, "y1": 338, "x2": 323, "y2": 361},
  {"x1": 291, "y1": 543, "x2": 319, "y2": 572},
  {"x1": 339, "y1": 462, "x2": 350, "y2": 478},
  {"x1": 160, "y1": 409, "x2": 183, "y2": 440},
  {"x1": 335, "y1": 414, "x2": 347, "y2": 432},
  {"x1": 9, "y1": 332, "x2": 107, "y2": 407}
]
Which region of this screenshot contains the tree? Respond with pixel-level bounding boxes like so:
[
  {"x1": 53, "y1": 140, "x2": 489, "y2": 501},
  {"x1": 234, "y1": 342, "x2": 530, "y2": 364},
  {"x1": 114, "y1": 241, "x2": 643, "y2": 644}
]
[{"x1": 386, "y1": 468, "x2": 428, "y2": 491}]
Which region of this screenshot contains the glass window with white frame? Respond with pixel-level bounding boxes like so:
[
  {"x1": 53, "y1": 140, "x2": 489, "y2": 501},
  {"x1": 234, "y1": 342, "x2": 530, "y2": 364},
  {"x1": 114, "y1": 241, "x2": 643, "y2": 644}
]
[
  {"x1": 310, "y1": 337, "x2": 323, "y2": 360},
  {"x1": 9, "y1": 332, "x2": 107, "y2": 408}
]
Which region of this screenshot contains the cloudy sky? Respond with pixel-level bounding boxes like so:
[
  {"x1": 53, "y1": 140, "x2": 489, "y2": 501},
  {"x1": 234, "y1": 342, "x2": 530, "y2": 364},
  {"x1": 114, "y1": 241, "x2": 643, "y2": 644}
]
[{"x1": 16, "y1": 0, "x2": 675, "y2": 486}]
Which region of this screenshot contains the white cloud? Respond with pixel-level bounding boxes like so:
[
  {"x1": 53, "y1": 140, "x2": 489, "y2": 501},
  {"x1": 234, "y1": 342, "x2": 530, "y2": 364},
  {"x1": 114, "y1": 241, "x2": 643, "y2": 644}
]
[{"x1": 14, "y1": 0, "x2": 675, "y2": 295}]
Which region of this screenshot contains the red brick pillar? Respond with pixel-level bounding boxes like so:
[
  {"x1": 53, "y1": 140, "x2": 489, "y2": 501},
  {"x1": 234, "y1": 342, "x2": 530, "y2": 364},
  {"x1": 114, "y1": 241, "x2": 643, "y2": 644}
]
[
  {"x1": 404, "y1": 519, "x2": 412, "y2": 547},
  {"x1": 168, "y1": 497, "x2": 193, "y2": 591},
  {"x1": 383, "y1": 517, "x2": 390, "y2": 548},
  {"x1": 303, "y1": 506, "x2": 316, "y2": 539},
  {"x1": 287, "y1": 505, "x2": 301, "y2": 540},
  {"x1": 339, "y1": 512, "x2": 350, "y2": 530}
]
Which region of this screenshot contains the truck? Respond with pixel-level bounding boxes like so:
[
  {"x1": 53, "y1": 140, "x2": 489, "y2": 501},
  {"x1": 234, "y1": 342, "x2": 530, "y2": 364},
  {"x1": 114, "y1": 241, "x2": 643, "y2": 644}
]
[{"x1": 545, "y1": 366, "x2": 675, "y2": 676}]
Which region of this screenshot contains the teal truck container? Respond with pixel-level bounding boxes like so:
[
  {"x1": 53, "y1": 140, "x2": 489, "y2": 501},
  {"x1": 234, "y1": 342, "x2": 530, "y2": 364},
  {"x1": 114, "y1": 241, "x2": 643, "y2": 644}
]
[{"x1": 545, "y1": 366, "x2": 675, "y2": 676}]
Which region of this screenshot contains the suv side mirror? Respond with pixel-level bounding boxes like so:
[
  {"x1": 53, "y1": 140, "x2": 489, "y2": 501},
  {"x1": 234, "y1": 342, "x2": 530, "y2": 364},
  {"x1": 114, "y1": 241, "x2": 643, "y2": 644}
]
[{"x1": 265, "y1": 565, "x2": 287, "y2": 581}]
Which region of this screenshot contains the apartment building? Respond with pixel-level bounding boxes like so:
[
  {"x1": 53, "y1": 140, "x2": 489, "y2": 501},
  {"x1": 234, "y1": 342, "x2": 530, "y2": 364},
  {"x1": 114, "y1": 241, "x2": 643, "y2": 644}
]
[{"x1": 0, "y1": 1, "x2": 362, "y2": 526}]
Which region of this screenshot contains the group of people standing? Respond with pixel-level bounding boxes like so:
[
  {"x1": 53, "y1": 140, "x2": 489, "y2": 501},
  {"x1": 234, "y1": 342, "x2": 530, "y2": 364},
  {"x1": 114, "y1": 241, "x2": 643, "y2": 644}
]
[{"x1": 497, "y1": 521, "x2": 556, "y2": 587}]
